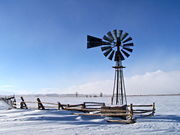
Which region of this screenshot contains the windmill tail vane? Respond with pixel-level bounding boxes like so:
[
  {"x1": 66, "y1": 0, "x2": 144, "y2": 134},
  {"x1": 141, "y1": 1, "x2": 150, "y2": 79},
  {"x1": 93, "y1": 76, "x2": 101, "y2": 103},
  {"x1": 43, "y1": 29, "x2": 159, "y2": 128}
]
[{"x1": 87, "y1": 29, "x2": 134, "y2": 105}]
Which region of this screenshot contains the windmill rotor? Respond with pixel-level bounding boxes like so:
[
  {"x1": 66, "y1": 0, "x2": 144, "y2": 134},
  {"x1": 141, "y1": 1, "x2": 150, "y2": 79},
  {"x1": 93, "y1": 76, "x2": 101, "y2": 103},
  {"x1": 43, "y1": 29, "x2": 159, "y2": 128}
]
[{"x1": 87, "y1": 29, "x2": 134, "y2": 62}]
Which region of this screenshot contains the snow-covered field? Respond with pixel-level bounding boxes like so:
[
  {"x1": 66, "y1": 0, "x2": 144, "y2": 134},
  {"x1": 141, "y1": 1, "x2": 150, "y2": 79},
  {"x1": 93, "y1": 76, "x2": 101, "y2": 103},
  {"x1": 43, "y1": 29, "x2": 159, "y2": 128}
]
[{"x1": 0, "y1": 95, "x2": 180, "y2": 135}]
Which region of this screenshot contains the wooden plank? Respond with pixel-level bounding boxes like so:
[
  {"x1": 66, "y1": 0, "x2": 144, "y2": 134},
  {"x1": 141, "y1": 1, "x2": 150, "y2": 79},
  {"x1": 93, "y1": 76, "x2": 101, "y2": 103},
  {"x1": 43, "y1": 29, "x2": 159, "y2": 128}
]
[
  {"x1": 133, "y1": 109, "x2": 153, "y2": 112},
  {"x1": 25, "y1": 101, "x2": 37, "y2": 104},
  {"x1": 100, "y1": 109, "x2": 128, "y2": 113},
  {"x1": 74, "y1": 113, "x2": 130, "y2": 117},
  {"x1": 67, "y1": 104, "x2": 84, "y2": 107},
  {"x1": 101, "y1": 106, "x2": 127, "y2": 110},
  {"x1": 133, "y1": 111, "x2": 152, "y2": 114},
  {"x1": 41, "y1": 102, "x2": 58, "y2": 105},
  {"x1": 64, "y1": 107, "x2": 130, "y2": 113},
  {"x1": 85, "y1": 104, "x2": 103, "y2": 106},
  {"x1": 85, "y1": 108, "x2": 101, "y2": 109},
  {"x1": 64, "y1": 107, "x2": 100, "y2": 112},
  {"x1": 128, "y1": 104, "x2": 153, "y2": 107},
  {"x1": 25, "y1": 101, "x2": 58, "y2": 105},
  {"x1": 136, "y1": 113, "x2": 154, "y2": 117},
  {"x1": 107, "y1": 119, "x2": 136, "y2": 124},
  {"x1": 59, "y1": 104, "x2": 68, "y2": 107},
  {"x1": 44, "y1": 106, "x2": 57, "y2": 108}
]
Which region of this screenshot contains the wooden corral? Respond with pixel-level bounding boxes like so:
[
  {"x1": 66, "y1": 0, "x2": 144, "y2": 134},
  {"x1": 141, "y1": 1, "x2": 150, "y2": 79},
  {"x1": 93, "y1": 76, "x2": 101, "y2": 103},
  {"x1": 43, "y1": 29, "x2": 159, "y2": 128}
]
[{"x1": 15, "y1": 97, "x2": 155, "y2": 124}]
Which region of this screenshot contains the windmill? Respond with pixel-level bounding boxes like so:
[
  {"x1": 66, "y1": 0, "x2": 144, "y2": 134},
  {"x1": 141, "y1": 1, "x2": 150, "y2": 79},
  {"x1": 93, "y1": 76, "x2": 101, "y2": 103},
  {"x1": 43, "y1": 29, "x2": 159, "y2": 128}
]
[{"x1": 87, "y1": 29, "x2": 134, "y2": 106}]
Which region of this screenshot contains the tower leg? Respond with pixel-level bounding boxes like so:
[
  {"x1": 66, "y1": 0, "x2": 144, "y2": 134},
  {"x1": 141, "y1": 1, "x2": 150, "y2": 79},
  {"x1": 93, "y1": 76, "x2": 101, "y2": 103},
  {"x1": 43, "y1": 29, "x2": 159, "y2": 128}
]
[{"x1": 111, "y1": 62, "x2": 127, "y2": 105}]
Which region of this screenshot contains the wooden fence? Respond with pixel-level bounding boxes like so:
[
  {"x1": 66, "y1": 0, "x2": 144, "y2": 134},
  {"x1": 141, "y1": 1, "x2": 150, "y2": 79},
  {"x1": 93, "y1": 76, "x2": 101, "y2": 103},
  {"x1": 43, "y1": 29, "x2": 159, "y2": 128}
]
[{"x1": 15, "y1": 96, "x2": 155, "y2": 124}]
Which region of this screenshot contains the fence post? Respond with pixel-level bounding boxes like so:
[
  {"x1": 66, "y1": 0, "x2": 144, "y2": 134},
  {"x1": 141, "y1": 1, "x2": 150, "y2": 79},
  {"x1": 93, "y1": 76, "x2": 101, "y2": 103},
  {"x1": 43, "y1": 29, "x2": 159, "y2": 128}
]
[
  {"x1": 152, "y1": 102, "x2": 155, "y2": 116},
  {"x1": 12, "y1": 98, "x2": 16, "y2": 108},
  {"x1": 129, "y1": 103, "x2": 133, "y2": 120},
  {"x1": 11, "y1": 95, "x2": 16, "y2": 108},
  {"x1": 58, "y1": 102, "x2": 64, "y2": 110},
  {"x1": 58, "y1": 102, "x2": 60, "y2": 110},
  {"x1": 37, "y1": 98, "x2": 45, "y2": 110},
  {"x1": 81, "y1": 103, "x2": 85, "y2": 109},
  {"x1": 20, "y1": 97, "x2": 28, "y2": 109}
]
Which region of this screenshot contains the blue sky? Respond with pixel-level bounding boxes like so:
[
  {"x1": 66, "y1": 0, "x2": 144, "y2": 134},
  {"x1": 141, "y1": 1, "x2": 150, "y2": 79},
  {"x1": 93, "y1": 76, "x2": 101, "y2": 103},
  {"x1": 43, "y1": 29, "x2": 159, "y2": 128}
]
[{"x1": 0, "y1": 0, "x2": 180, "y2": 95}]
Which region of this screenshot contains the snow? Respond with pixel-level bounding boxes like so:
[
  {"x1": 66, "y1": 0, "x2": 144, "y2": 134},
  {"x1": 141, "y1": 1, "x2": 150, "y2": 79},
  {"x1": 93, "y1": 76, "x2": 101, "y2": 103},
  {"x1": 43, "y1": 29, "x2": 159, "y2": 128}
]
[{"x1": 0, "y1": 95, "x2": 180, "y2": 135}]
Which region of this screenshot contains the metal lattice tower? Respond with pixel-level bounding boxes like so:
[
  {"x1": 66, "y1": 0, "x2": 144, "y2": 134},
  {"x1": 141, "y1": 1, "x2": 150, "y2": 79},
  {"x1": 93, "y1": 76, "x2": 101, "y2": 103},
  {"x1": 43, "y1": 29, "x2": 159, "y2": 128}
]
[{"x1": 111, "y1": 61, "x2": 127, "y2": 105}]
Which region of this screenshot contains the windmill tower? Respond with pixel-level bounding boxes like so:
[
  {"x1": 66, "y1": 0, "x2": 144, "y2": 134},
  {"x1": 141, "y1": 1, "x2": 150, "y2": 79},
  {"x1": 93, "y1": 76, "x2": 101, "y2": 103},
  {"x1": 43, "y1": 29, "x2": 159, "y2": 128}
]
[{"x1": 87, "y1": 29, "x2": 134, "y2": 106}]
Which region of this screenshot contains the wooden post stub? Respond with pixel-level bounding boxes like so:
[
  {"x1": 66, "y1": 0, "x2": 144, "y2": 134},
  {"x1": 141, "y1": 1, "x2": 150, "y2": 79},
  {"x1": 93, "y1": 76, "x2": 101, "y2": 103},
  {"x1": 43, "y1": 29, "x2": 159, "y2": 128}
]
[
  {"x1": 152, "y1": 102, "x2": 155, "y2": 116},
  {"x1": 12, "y1": 98, "x2": 17, "y2": 108},
  {"x1": 129, "y1": 104, "x2": 133, "y2": 120},
  {"x1": 58, "y1": 102, "x2": 64, "y2": 110},
  {"x1": 37, "y1": 98, "x2": 45, "y2": 110},
  {"x1": 58, "y1": 102, "x2": 61, "y2": 110},
  {"x1": 20, "y1": 97, "x2": 28, "y2": 109},
  {"x1": 81, "y1": 103, "x2": 85, "y2": 109}
]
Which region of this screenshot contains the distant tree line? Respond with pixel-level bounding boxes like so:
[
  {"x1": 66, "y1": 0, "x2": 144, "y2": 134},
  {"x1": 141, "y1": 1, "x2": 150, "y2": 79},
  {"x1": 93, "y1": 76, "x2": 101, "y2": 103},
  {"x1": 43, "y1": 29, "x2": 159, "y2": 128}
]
[{"x1": 75, "y1": 92, "x2": 103, "y2": 98}]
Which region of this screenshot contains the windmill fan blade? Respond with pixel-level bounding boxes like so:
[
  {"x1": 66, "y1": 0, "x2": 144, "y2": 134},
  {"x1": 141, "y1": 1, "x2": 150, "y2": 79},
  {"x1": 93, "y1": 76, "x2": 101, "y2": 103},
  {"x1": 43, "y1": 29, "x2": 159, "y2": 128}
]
[
  {"x1": 114, "y1": 51, "x2": 119, "y2": 61},
  {"x1": 108, "y1": 50, "x2": 115, "y2": 60},
  {"x1": 107, "y1": 31, "x2": 114, "y2": 40},
  {"x1": 123, "y1": 47, "x2": 133, "y2": 52},
  {"x1": 87, "y1": 35, "x2": 102, "y2": 42},
  {"x1": 101, "y1": 46, "x2": 112, "y2": 51},
  {"x1": 87, "y1": 42, "x2": 99, "y2": 48},
  {"x1": 103, "y1": 35, "x2": 114, "y2": 42},
  {"x1": 123, "y1": 43, "x2": 134, "y2": 47},
  {"x1": 122, "y1": 37, "x2": 132, "y2": 43},
  {"x1": 119, "y1": 51, "x2": 125, "y2": 61},
  {"x1": 114, "y1": 51, "x2": 125, "y2": 61},
  {"x1": 117, "y1": 30, "x2": 123, "y2": 42},
  {"x1": 87, "y1": 35, "x2": 102, "y2": 48},
  {"x1": 121, "y1": 33, "x2": 129, "y2": 41},
  {"x1": 87, "y1": 42, "x2": 103, "y2": 48},
  {"x1": 121, "y1": 49, "x2": 130, "y2": 58},
  {"x1": 112, "y1": 29, "x2": 117, "y2": 40},
  {"x1": 101, "y1": 41, "x2": 111, "y2": 45},
  {"x1": 103, "y1": 48, "x2": 112, "y2": 57}
]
